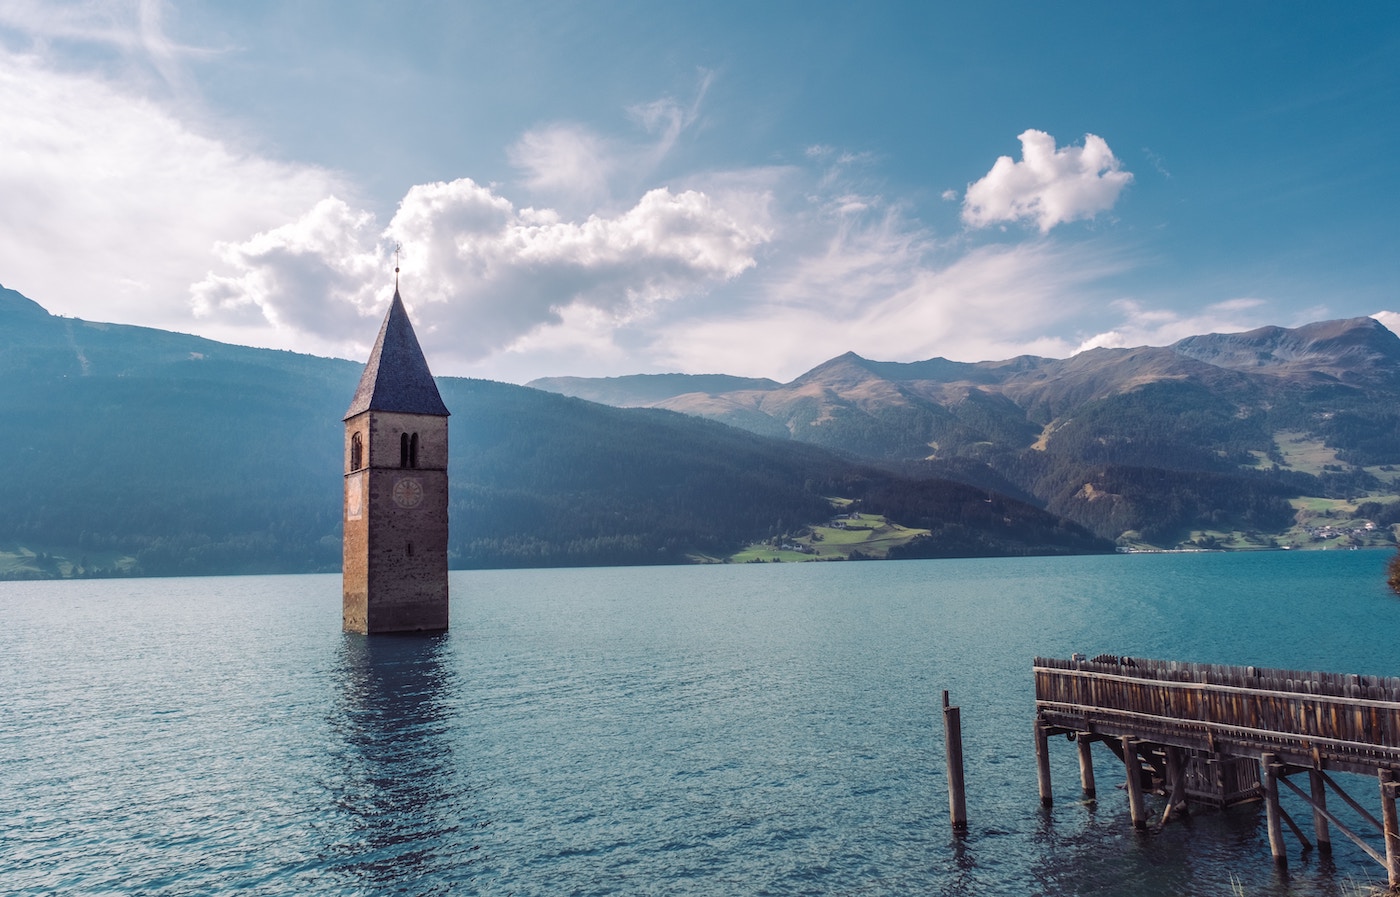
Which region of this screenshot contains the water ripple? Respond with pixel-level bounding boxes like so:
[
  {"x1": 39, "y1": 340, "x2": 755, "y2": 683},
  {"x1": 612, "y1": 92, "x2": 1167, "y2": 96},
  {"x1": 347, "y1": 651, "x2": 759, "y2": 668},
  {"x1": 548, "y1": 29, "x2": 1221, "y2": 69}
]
[{"x1": 1, "y1": 555, "x2": 1397, "y2": 895}]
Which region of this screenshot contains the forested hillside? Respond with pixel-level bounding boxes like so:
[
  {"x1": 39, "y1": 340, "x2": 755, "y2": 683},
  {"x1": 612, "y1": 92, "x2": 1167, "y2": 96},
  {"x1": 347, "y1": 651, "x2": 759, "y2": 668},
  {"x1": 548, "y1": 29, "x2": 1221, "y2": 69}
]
[{"x1": 0, "y1": 286, "x2": 1107, "y2": 578}]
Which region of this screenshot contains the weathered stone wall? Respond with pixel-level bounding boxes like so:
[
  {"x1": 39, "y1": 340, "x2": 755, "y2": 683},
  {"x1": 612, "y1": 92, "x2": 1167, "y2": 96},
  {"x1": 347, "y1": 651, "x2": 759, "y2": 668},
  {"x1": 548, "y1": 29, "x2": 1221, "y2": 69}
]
[
  {"x1": 342, "y1": 467, "x2": 371, "y2": 631},
  {"x1": 343, "y1": 410, "x2": 450, "y2": 633},
  {"x1": 368, "y1": 410, "x2": 448, "y2": 471}
]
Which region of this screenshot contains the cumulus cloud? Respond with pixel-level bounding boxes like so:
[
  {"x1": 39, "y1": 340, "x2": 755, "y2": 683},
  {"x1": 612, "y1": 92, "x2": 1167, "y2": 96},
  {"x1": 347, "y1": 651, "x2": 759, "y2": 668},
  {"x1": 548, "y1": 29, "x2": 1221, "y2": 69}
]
[
  {"x1": 963, "y1": 129, "x2": 1133, "y2": 233},
  {"x1": 194, "y1": 178, "x2": 773, "y2": 363},
  {"x1": 192, "y1": 197, "x2": 384, "y2": 335}
]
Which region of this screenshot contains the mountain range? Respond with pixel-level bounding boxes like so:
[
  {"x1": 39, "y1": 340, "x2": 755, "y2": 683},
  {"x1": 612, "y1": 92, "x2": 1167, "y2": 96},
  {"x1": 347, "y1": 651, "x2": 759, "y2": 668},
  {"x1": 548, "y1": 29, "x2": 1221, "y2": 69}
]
[
  {"x1": 531, "y1": 317, "x2": 1400, "y2": 551},
  {"x1": 0, "y1": 286, "x2": 1106, "y2": 579},
  {"x1": 7, "y1": 276, "x2": 1399, "y2": 581}
]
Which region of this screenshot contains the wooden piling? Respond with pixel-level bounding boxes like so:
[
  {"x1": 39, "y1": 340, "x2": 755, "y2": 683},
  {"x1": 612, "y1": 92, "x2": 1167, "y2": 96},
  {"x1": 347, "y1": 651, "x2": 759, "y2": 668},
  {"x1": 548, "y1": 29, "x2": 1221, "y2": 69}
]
[
  {"x1": 1034, "y1": 719, "x2": 1052, "y2": 806},
  {"x1": 1380, "y1": 770, "x2": 1400, "y2": 889},
  {"x1": 1161, "y1": 746, "x2": 1187, "y2": 824},
  {"x1": 1309, "y1": 768, "x2": 1331, "y2": 853},
  {"x1": 942, "y1": 691, "x2": 967, "y2": 831},
  {"x1": 1262, "y1": 753, "x2": 1287, "y2": 867},
  {"x1": 1122, "y1": 736, "x2": 1146, "y2": 829},
  {"x1": 1076, "y1": 734, "x2": 1096, "y2": 799}
]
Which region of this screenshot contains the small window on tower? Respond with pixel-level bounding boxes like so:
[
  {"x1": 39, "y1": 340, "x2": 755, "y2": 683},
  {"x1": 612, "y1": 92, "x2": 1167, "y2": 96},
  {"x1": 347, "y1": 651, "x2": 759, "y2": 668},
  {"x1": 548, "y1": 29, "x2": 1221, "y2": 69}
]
[
  {"x1": 406, "y1": 542, "x2": 414, "y2": 557},
  {"x1": 410, "y1": 432, "x2": 419, "y2": 468},
  {"x1": 400, "y1": 432, "x2": 409, "y2": 468},
  {"x1": 350, "y1": 432, "x2": 363, "y2": 470}
]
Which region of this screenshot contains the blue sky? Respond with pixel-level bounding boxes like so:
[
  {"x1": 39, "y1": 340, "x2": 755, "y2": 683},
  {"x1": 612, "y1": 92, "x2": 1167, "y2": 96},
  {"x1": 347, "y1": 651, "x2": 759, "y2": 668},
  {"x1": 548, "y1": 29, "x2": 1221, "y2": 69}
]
[{"x1": 1, "y1": 1, "x2": 1396, "y2": 382}]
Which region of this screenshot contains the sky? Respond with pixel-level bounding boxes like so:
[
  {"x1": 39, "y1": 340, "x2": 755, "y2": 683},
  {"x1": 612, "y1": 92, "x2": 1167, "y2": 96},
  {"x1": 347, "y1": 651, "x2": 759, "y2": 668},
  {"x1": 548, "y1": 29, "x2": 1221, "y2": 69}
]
[{"x1": 1, "y1": 1, "x2": 1397, "y2": 383}]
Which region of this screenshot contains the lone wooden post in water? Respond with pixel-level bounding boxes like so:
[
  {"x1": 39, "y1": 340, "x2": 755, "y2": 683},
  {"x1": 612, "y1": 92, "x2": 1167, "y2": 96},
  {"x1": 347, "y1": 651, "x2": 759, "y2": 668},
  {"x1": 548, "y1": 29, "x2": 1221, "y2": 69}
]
[
  {"x1": 943, "y1": 691, "x2": 967, "y2": 831},
  {"x1": 1034, "y1": 718, "x2": 1053, "y2": 806},
  {"x1": 342, "y1": 284, "x2": 451, "y2": 634}
]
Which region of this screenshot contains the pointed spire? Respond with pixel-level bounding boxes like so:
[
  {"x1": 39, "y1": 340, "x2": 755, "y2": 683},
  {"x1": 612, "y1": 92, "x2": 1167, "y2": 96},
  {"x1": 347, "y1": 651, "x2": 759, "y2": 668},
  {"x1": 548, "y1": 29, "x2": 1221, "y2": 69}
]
[{"x1": 344, "y1": 290, "x2": 450, "y2": 419}]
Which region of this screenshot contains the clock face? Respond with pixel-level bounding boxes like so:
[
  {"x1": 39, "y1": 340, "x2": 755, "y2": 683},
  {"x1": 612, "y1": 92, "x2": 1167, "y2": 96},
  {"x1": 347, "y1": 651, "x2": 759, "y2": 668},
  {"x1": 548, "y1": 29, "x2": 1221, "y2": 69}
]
[{"x1": 393, "y1": 477, "x2": 425, "y2": 509}]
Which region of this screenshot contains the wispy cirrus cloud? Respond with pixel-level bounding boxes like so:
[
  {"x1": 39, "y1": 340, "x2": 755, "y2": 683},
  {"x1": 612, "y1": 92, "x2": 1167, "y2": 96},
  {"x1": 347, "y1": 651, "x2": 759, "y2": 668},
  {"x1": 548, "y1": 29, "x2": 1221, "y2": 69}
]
[
  {"x1": 651, "y1": 219, "x2": 1131, "y2": 378},
  {"x1": 963, "y1": 129, "x2": 1133, "y2": 233},
  {"x1": 0, "y1": 48, "x2": 343, "y2": 333},
  {"x1": 1075, "y1": 297, "x2": 1270, "y2": 352},
  {"x1": 510, "y1": 70, "x2": 714, "y2": 213},
  {"x1": 0, "y1": 0, "x2": 212, "y2": 98}
]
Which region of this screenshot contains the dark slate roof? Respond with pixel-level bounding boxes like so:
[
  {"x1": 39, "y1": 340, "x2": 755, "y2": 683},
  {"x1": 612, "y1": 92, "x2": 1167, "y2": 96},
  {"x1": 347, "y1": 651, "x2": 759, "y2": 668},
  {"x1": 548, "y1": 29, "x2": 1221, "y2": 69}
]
[{"x1": 344, "y1": 290, "x2": 450, "y2": 418}]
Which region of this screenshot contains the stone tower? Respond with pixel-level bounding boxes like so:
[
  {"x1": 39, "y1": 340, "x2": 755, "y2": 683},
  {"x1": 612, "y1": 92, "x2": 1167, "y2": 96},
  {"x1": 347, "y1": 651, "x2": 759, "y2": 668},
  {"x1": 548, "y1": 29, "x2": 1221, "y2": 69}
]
[{"x1": 342, "y1": 289, "x2": 450, "y2": 633}]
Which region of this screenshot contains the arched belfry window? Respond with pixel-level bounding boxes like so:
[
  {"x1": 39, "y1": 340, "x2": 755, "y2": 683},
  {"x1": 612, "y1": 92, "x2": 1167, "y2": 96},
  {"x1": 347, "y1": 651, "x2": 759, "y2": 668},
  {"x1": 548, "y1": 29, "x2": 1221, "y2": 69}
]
[
  {"x1": 350, "y1": 432, "x2": 363, "y2": 471},
  {"x1": 410, "y1": 433, "x2": 419, "y2": 468},
  {"x1": 400, "y1": 432, "x2": 410, "y2": 468}
]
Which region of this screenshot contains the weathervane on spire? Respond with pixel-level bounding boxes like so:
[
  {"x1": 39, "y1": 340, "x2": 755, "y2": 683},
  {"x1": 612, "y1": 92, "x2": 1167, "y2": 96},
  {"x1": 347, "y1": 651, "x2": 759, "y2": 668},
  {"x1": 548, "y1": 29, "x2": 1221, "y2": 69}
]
[{"x1": 394, "y1": 243, "x2": 402, "y2": 288}]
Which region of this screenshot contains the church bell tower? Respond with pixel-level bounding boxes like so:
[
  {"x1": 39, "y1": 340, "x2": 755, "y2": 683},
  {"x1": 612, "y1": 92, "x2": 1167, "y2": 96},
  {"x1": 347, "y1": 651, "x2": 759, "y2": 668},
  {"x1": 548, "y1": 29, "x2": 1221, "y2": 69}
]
[{"x1": 342, "y1": 288, "x2": 450, "y2": 633}]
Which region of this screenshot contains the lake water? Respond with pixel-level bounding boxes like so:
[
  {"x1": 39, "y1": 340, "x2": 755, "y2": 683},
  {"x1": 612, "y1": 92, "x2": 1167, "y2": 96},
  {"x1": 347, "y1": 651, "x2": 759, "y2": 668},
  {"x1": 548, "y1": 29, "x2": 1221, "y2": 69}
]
[{"x1": 3, "y1": 550, "x2": 1398, "y2": 896}]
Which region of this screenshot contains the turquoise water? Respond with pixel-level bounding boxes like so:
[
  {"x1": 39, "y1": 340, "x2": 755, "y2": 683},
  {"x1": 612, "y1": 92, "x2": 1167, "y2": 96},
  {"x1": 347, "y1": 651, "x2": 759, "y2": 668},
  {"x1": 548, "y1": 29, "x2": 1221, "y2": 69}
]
[{"x1": 2, "y1": 550, "x2": 1397, "y2": 895}]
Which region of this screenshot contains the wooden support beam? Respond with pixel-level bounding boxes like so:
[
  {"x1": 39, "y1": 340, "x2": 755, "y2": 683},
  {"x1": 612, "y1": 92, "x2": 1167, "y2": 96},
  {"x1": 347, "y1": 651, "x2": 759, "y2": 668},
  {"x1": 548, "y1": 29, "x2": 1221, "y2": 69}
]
[
  {"x1": 1319, "y1": 769, "x2": 1385, "y2": 834},
  {"x1": 942, "y1": 691, "x2": 967, "y2": 831},
  {"x1": 1161, "y1": 746, "x2": 1188, "y2": 824},
  {"x1": 1308, "y1": 768, "x2": 1331, "y2": 853},
  {"x1": 1035, "y1": 719, "x2": 1053, "y2": 807},
  {"x1": 1278, "y1": 805, "x2": 1312, "y2": 852},
  {"x1": 1279, "y1": 773, "x2": 1386, "y2": 868},
  {"x1": 1123, "y1": 736, "x2": 1146, "y2": 830},
  {"x1": 1262, "y1": 753, "x2": 1287, "y2": 867},
  {"x1": 1380, "y1": 771, "x2": 1400, "y2": 890},
  {"x1": 1077, "y1": 734, "x2": 1096, "y2": 800}
]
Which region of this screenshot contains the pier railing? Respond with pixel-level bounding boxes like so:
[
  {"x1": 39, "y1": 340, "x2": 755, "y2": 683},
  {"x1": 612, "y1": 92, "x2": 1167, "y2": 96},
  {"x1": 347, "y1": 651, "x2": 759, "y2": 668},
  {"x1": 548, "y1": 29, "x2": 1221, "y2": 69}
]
[
  {"x1": 1034, "y1": 656, "x2": 1400, "y2": 775},
  {"x1": 1032, "y1": 656, "x2": 1400, "y2": 883}
]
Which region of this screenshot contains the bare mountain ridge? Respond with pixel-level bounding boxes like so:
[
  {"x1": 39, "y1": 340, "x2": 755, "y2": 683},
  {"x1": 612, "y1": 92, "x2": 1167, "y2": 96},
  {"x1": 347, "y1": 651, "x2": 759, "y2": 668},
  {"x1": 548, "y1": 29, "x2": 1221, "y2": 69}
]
[
  {"x1": 531, "y1": 317, "x2": 1400, "y2": 457},
  {"x1": 531, "y1": 317, "x2": 1400, "y2": 547}
]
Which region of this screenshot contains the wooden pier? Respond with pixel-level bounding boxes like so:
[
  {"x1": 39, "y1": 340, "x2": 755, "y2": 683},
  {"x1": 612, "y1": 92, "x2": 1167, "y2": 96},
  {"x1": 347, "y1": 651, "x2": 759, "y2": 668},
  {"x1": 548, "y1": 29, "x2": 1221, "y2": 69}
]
[{"x1": 1033, "y1": 656, "x2": 1400, "y2": 886}]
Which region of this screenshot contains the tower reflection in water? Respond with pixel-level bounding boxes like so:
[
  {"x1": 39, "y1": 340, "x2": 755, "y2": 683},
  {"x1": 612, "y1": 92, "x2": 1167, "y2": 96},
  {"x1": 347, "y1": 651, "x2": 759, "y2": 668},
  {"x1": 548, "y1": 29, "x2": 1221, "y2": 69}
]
[{"x1": 325, "y1": 633, "x2": 487, "y2": 891}]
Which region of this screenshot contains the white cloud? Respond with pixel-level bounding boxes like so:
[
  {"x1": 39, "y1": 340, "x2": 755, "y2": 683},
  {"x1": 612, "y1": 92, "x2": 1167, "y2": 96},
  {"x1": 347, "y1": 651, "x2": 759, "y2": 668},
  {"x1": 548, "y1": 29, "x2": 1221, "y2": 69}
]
[
  {"x1": 191, "y1": 197, "x2": 384, "y2": 335},
  {"x1": 508, "y1": 125, "x2": 615, "y2": 207},
  {"x1": 1075, "y1": 298, "x2": 1269, "y2": 352},
  {"x1": 194, "y1": 178, "x2": 774, "y2": 364},
  {"x1": 963, "y1": 129, "x2": 1133, "y2": 233},
  {"x1": 0, "y1": 24, "x2": 1170, "y2": 384},
  {"x1": 627, "y1": 67, "x2": 712, "y2": 165},
  {"x1": 511, "y1": 70, "x2": 713, "y2": 211},
  {"x1": 1372, "y1": 311, "x2": 1400, "y2": 338},
  {"x1": 645, "y1": 188, "x2": 1135, "y2": 378},
  {"x1": 0, "y1": 50, "x2": 343, "y2": 333},
  {"x1": 0, "y1": 0, "x2": 212, "y2": 100}
]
